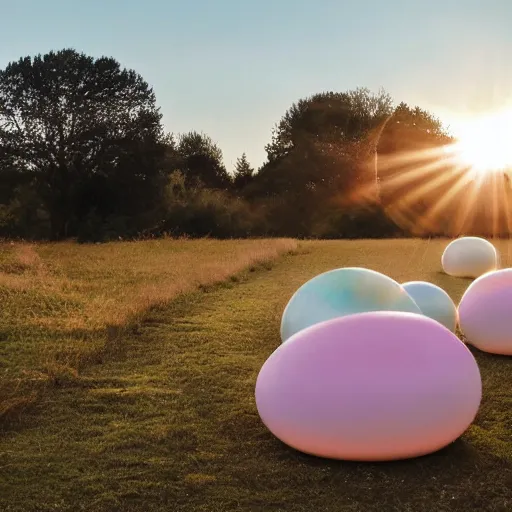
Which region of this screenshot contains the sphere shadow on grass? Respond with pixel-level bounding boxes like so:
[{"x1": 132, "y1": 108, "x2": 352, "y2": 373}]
[
  {"x1": 268, "y1": 435, "x2": 481, "y2": 471},
  {"x1": 434, "y1": 270, "x2": 473, "y2": 281},
  {"x1": 466, "y1": 343, "x2": 512, "y2": 362},
  {"x1": 254, "y1": 430, "x2": 511, "y2": 512}
]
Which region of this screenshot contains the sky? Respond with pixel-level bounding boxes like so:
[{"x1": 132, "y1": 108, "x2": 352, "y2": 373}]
[{"x1": 1, "y1": 0, "x2": 512, "y2": 173}]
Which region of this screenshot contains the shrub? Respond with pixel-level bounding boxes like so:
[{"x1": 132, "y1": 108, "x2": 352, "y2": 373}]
[
  {"x1": 310, "y1": 203, "x2": 404, "y2": 239},
  {"x1": 156, "y1": 171, "x2": 265, "y2": 238}
]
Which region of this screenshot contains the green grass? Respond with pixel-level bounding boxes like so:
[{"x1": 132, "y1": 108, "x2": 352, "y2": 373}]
[{"x1": 1, "y1": 239, "x2": 511, "y2": 511}]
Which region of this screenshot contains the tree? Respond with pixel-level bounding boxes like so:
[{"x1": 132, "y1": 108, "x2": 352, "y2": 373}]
[
  {"x1": 233, "y1": 153, "x2": 254, "y2": 189},
  {"x1": 246, "y1": 88, "x2": 394, "y2": 235},
  {"x1": 0, "y1": 48, "x2": 165, "y2": 239},
  {"x1": 257, "y1": 88, "x2": 394, "y2": 200},
  {"x1": 264, "y1": 88, "x2": 393, "y2": 164},
  {"x1": 375, "y1": 102, "x2": 457, "y2": 235},
  {"x1": 176, "y1": 131, "x2": 231, "y2": 189},
  {"x1": 377, "y1": 102, "x2": 452, "y2": 157}
]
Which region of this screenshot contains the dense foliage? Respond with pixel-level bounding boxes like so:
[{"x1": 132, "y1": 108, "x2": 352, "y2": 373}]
[{"x1": 1, "y1": 48, "x2": 507, "y2": 241}]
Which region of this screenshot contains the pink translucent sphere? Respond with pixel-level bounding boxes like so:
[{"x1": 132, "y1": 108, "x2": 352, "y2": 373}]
[
  {"x1": 256, "y1": 312, "x2": 482, "y2": 461},
  {"x1": 459, "y1": 268, "x2": 512, "y2": 355}
]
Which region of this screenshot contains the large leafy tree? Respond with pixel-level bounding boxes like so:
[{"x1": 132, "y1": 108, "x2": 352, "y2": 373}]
[
  {"x1": 176, "y1": 131, "x2": 231, "y2": 189},
  {"x1": 257, "y1": 88, "x2": 394, "y2": 199},
  {"x1": 264, "y1": 87, "x2": 393, "y2": 164},
  {"x1": 375, "y1": 102, "x2": 457, "y2": 235},
  {"x1": 377, "y1": 102, "x2": 452, "y2": 157},
  {"x1": 248, "y1": 88, "x2": 393, "y2": 235},
  {"x1": 0, "y1": 48, "x2": 165, "y2": 239}
]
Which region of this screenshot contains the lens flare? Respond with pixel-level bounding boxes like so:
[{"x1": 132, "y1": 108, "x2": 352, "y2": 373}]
[
  {"x1": 372, "y1": 107, "x2": 512, "y2": 238},
  {"x1": 448, "y1": 109, "x2": 512, "y2": 177}
]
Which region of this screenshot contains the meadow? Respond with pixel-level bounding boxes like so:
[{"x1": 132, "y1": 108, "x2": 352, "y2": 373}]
[
  {"x1": 0, "y1": 238, "x2": 511, "y2": 511},
  {"x1": 0, "y1": 238, "x2": 297, "y2": 422}
]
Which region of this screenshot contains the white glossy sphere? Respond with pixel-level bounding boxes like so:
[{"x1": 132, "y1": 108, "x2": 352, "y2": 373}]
[
  {"x1": 280, "y1": 267, "x2": 421, "y2": 342},
  {"x1": 441, "y1": 237, "x2": 498, "y2": 278},
  {"x1": 257, "y1": 312, "x2": 482, "y2": 461},
  {"x1": 403, "y1": 281, "x2": 458, "y2": 332},
  {"x1": 459, "y1": 268, "x2": 512, "y2": 355}
]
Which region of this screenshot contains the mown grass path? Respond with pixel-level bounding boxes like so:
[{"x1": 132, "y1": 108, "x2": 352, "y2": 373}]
[{"x1": 1, "y1": 240, "x2": 511, "y2": 511}]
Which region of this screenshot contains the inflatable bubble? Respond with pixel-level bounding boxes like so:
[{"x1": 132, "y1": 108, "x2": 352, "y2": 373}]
[
  {"x1": 257, "y1": 312, "x2": 482, "y2": 461},
  {"x1": 280, "y1": 267, "x2": 421, "y2": 342},
  {"x1": 441, "y1": 237, "x2": 497, "y2": 278},
  {"x1": 403, "y1": 281, "x2": 457, "y2": 331},
  {"x1": 458, "y1": 268, "x2": 512, "y2": 355}
]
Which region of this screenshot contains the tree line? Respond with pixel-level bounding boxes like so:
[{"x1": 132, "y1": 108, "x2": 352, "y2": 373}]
[{"x1": 0, "y1": 49, "x2": 505, "y2": 242}]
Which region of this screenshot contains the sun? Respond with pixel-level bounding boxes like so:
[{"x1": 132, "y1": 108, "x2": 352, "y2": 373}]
[{"x1": 449, "y1": 109, "x2": 512, "y2": 177}]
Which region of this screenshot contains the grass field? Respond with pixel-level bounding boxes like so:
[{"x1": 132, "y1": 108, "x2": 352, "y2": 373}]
[
  {"x1": 0, "y1": 238, "x2": 511, "y2": 511},
  {"x1": 0, "y1": 238, "x2": 297, "y2": 423}
]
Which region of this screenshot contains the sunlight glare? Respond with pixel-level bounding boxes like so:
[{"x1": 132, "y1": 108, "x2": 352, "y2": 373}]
[{"x1": 449, "y1": 109, "x2": 512, "y2": 176}]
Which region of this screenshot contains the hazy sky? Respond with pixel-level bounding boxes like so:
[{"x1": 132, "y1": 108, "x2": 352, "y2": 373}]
[{"x1": 1, "y1": 0, "x2": 512, "y2": 172}]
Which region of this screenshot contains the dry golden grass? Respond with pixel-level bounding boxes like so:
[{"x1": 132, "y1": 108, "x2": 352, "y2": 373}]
[{"x1": 0, "y1": 237, "x2": 297, "y2": 423}]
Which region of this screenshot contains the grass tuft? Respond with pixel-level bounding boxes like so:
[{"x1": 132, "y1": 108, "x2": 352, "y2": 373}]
[{"x1": 0, "y1": 391, "x2": 38, "y2": 424}]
